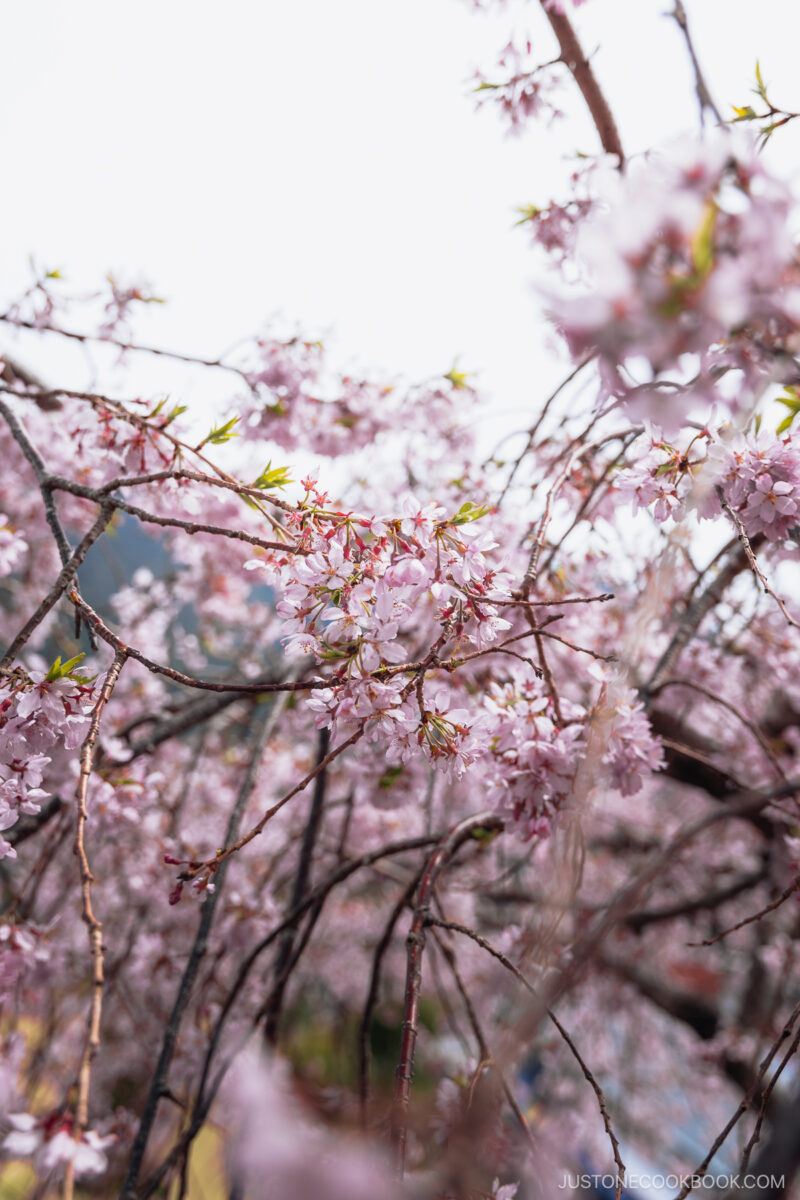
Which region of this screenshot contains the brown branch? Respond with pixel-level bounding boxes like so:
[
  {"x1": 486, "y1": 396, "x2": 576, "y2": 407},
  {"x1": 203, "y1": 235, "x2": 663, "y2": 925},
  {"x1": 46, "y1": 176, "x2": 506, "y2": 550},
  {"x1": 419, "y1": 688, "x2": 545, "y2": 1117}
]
[
  {"x1": 674, "y1": 1001, "x2": 800, "y2": 1199},
  {"x1": 507, "y1": 777, "x2": 800, "y2": 1063},
  {"x1": 0, "y1": 398, "x2": 97, "y2": 647},
  {"x1": 539, "y1": 2, "x2": 625, "y2": 163},
  {"x1": 63, "y1": 651, "x2": 126, "y2": 1200},
  {"x1": 739, "y1": 1025, "x2": 800, "y2": 1174},
  {"x1": 193, "y1": 727, "x2": 364, "y2": 875},
  {"x1": 650, "y1": 676, "x2": 786, "y2": 779},
  {"x1": 429, "y1": 916, "x2": 626, "y2": 1197},
  {"x1": 262, "y1": 728, "x2": 330, "y2": 1045},
  {"x1": 429, "y1": 929, "x2": 538, "y2": 1186},
  {"x1": 669, "y1": 1, "x2": 722, "y2": 125},
  {"x1": 1, "y1": 505, "x2": 113, "y2": 668},
  {"x1": 625, "y1": 864, "x2": 767, "y2": 933},
  {"x1": 357, "y1": 875, "x2": 420, "y2": 1124},
  {"x1": 494, "y1": 354, "x2": 594, "y2": 500},
  {"x1": 391, "y1": 811, "x2": 503, "y2": 1178},
  {"x1": 120, "y1": 699, "x2": 283, "y2": 1199},
  {"x1": 716, "y1": 485, "x2": 799, "y2": 630},
  {"x1": 68, "y1": 590, "x2": 324, "y2": 696},
  {"x1": 0, "y1": 314, "x2": 252, "y2": 380},
  {"x1": 645, "y1": 540, "x2": 757, "y2": 689},
  {"x1": 688, "y1": 874, "x2": 800, "y2": 948}
]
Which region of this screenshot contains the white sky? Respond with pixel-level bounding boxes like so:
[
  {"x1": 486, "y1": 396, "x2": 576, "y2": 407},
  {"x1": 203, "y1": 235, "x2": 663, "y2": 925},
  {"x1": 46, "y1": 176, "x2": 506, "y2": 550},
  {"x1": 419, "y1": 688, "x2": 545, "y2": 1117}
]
[{"x1": 1, "y1": 0, "x2": 799, "y2": 425}]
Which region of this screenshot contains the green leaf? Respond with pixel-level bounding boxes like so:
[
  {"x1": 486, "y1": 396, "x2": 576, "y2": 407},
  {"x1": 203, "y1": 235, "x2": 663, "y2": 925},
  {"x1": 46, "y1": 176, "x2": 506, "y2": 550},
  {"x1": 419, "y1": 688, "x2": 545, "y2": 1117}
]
[
  {"x1": 731, "y1": 105, "x2": 757, "y2": 121},
  {"x1": 514, "y1": 203, "x2": 541, "y2": 226},
  {"x1": 758, "y1": 120, "x2": 781, "y2": 147},
  {"x1": 252, "y1": 460, "x2": 293, "y2": 491},
  {"x1": 451, "y1": 500, "x2": 491, "y2": 525},
  {"x1": 470, "y1": 825, "x2": 500, "y2": 843},
  {"x1": 775, "y1": 387, "x2": 800, "y2": 433},
  {"x1": 775, "y1": 389, "x2": 800, "y2": 411},
  {"x1": 378, "y1": 765, "x2": 404, "y2": 790},
  {"x1": 754, "y1": 59, "x2": 768, "y2": 100},
  {"x1": 204, "y1": 416, "x2": 241, "y2": 446},
  {"x1": 44, "y1": 653, "x2": 86, "y2": 682},
  {"x1": 691, "y1": 200, "x2": 718, "y2": 279},
  {"x1": 444, "y1": 364, "x2": 471, "y2": 390},
  {"x1": 163, "y1": 404, "x2": 188, "y2": 426}
]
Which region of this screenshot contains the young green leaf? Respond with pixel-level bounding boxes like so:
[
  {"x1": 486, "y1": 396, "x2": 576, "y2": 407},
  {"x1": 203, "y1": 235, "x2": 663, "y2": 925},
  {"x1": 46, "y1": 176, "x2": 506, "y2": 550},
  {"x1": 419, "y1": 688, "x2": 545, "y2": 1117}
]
[
  {"x1": 203, "y1": 416, "x2": 241, "y2": 446},
  {"x1": 252, "y1": 461, "x2": 294, "y2": 490},
  {"x1": 163, "y1": 404, "x2": 188, "y2": 426},
  {"x1": 690, "y1": 201, "x2": 718, "y2": 279},
  {"x1": 776, "y1": 387, "x2": 800, "y2": 434},
  {"x1": 444, "y1": 364, "x2": 471, "y2": 390},
  {"x1": 44, "y1": 652, "x2": 86, "y2": 682},
  {"x1": 451, "y1": 500, "x2": 491, "y2": 525}
]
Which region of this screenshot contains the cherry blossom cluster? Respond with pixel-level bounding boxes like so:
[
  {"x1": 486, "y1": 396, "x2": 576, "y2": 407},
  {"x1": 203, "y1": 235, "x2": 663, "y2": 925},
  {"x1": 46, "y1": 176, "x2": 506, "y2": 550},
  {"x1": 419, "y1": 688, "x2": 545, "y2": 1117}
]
[
  {"x1": 241, "y1": 335, "x2": 474, "y2": 459},
  {"x1": 1, "y1": 2, "x2": 800, "y2": 1196},
  {"x1": 547, "y1": 133, "x2": 800, "y2": 429},
  {"x1": 710, "y1": 430, "x2": 800, "y2": 541},
  {"x1": 474, "y1": 39, "x2": 562, "y2": 135},
  {"x1": 3, "y1": 1111, "x2": 113, "y2": 1181},
  {"x1": 616, "y1": 426, "x2": 800, "y2": 543},
  {"x1": 246, "y1": 488, "x2": 514, "y2": 777},
  {"x1": 0, "y1": 514, "x2": 26, "y2": 577},
  {"x1": 601, "y1": 692, "x2": 665, "y2": 796},
  {"x1": 482, "y1": 680, "x2": 583, "y2": 837},
  {"x1": 0, "y1": 664, "x2": 96, "y2": 858},
  {"x1": 615, "y1": 428, "x2": 708, "y2": 523}
]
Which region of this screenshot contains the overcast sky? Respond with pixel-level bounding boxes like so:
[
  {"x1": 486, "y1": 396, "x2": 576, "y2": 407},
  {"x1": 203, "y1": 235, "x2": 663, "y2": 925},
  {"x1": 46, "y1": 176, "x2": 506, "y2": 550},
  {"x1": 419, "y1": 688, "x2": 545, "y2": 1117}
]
[{"x1": 1, "y1": 0, "x2": 798, "y2": 422}]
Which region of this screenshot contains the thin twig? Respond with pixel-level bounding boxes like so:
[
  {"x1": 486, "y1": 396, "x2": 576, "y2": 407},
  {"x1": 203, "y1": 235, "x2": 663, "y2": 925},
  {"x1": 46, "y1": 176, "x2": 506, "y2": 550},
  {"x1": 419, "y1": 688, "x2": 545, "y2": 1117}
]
[
  {"x1": 138, "y1": 833, "x2": 441, "y2": 1200},
  {"x1": 391, "y1": 811, "x2": 503, "y2": 1178},
  {"x1": 262, "y1": 728, "x2": 330, "y2": 1044},
  {"x1": 688, "y1": 874, "x2": 800, "y2": 947},
  {"x1": 739, "y1": 1024, "x2": 800, "y2": 1173},
  {"x1": 63, "y1": 651, "x2": 126, "y2": 1200},
  {"x1": 716, "y1": 486, "x2": 799, "y2": 630},
  {"x1": 669, "y1": 1, "x2": 722, "y2": 125},
  {"x1": 1, "y1": 507, "x2": 113, "y2": 668},
  {"x1": 119, "y1": 698, "x2": 285, "y2": 1199},
  {"x1": 429, "y1": 915, "x2": 626, "y2": 1198},
  {"x1": 0, "y1": 398, "x2": 97, "y2": 647},
  {"x1": 358, "y1": 875, "x2": 421, "y2": 1124},
  {"x1": 673, "y1": 1000, "x2": 800, "y2": 1199}
]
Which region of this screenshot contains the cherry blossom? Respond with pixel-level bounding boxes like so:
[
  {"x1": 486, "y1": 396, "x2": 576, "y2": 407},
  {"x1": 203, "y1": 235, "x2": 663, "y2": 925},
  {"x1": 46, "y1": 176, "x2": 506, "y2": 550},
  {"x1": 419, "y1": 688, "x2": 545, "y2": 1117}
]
[{"x1": 1, "y1": 3, "x2": 800, "y2": 1197}]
